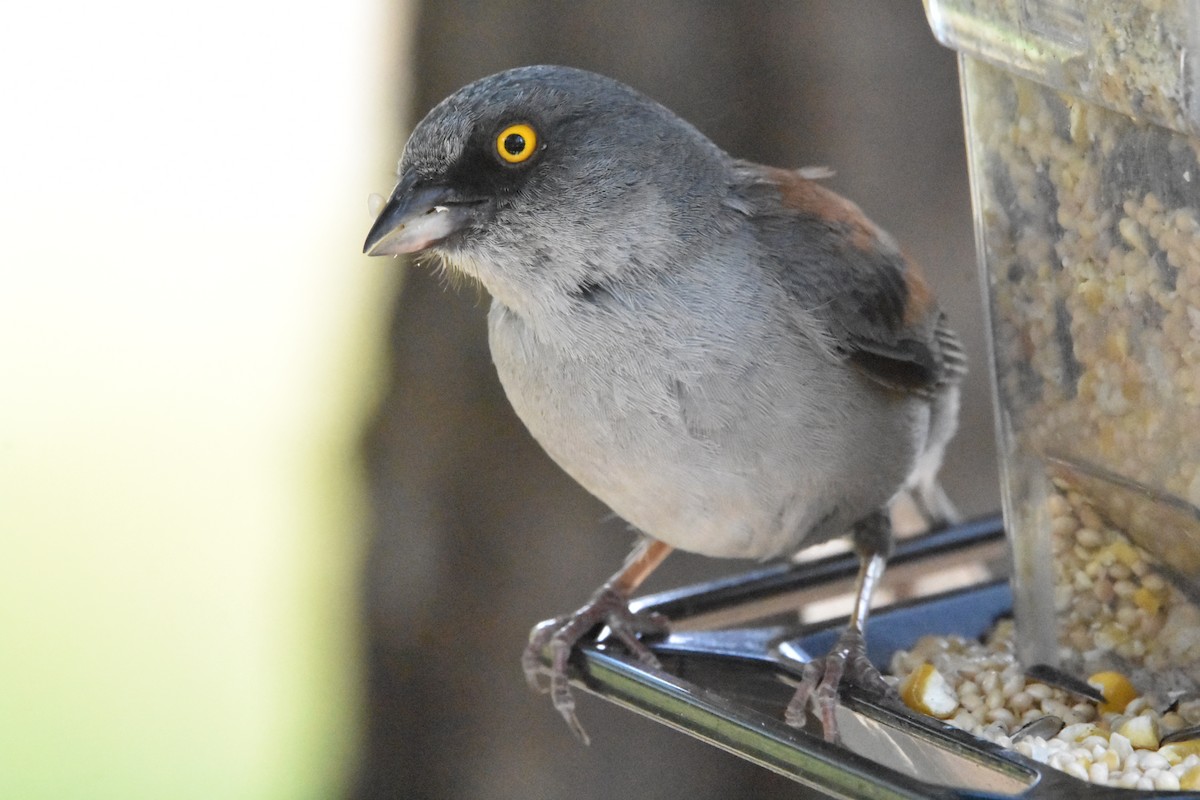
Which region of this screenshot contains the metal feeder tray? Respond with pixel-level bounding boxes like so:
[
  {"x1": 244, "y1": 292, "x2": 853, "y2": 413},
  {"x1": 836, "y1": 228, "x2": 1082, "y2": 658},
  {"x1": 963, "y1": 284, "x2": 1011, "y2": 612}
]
[{"x1": 539, "y1": 514, "x2": 1200, "y2": 799}]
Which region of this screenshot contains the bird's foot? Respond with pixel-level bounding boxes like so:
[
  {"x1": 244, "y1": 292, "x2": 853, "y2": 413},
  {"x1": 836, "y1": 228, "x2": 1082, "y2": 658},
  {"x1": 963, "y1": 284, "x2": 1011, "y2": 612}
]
[
  {"x1": 784, "y1": 626, "x2": 896, "y2": 742},
  {"x1": 522, "y1": 586, "x2": 670, "y2": 744}
]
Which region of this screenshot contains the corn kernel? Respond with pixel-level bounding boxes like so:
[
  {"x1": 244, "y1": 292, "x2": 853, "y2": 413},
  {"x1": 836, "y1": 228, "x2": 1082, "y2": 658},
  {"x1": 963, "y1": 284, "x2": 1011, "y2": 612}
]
[
  {"x1": 1159, "y1": 739, "x2": 1200, "y2": 765},
  {"x1": 900, "y1": 663, "x2": 958, "y2": 719},
  {"x1": 1117, "y1": 714, "x2": 1160, "y2": 749},
  {"x1": 1102, "y1": 541, "x2": 1140, "y2": 568},
  {"x1": 1132, "y1": 586, "x2": 1162, "y2": 615},
  {"x1": 1088, "y1": 671, "x2": 1138, "y2": 714}
]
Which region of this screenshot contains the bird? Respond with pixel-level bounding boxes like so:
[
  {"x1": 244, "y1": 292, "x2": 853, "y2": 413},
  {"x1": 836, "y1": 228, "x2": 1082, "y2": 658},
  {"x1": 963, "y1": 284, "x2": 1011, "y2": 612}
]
[{"x1": 363, "y1": 65, "x2": 965, "y2": 745}]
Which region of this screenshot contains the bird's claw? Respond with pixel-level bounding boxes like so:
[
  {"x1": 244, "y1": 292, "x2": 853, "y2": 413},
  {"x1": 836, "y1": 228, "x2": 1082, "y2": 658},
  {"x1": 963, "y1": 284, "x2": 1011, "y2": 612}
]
[
  {"x1": 784, "y1": 627, "x2": 896, "y2": 742},
  {"x1": 522, "y1": 586, "x2": 670, "y2": 745}
]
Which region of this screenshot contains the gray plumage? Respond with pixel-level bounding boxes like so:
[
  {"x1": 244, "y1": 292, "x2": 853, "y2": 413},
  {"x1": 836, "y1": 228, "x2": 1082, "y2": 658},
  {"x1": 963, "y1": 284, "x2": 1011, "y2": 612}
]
[
  {"x1": 364, "y1": 64, "x2": 964, "y2": 742},
  {"x1": 372, "y1": 65, "x2": 962, "y2": 559}
]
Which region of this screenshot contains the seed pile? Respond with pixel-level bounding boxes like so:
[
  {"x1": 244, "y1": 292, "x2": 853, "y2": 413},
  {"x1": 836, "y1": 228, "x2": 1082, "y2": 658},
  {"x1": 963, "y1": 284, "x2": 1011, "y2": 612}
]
[
  {"x1": 890, "y1": 620, "x2": 1200, "y2": 790},
  {"x1": 1045, "y1": 481, "x2": 1200, "y2": 694}
]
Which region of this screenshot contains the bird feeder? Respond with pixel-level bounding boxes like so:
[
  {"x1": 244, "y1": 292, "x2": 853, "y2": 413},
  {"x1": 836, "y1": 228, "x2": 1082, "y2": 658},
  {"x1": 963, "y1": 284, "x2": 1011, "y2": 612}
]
[{"x1": 927, "y1": 0, "x2": 1200, "y2": 697}]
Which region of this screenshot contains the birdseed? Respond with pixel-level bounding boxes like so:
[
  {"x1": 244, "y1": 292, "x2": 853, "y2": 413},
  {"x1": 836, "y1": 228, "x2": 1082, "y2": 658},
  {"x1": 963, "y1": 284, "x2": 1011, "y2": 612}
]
[{"x1": 889, "y1": 619, "x2": 1200, "y2": 789}]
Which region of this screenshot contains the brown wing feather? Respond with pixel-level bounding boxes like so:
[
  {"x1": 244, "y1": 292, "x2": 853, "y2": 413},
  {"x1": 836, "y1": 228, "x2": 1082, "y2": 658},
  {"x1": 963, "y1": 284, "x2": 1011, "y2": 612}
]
[{"x1": 730, "y1": 162, "x2": 964, "y2": 394}]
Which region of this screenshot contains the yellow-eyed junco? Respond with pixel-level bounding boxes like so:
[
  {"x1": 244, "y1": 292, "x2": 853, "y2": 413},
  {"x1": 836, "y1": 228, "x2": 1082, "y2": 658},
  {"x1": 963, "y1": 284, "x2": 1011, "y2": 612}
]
[{"x1": 364, "y1": 65, "x2": 965, "y2": 744}]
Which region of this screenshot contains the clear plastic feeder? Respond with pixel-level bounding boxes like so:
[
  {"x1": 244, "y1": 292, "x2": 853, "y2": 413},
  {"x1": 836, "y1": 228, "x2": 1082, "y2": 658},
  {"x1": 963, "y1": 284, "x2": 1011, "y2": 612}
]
[{"x1": 927, "y1": 0, "x2": 1200, "y2": 695}]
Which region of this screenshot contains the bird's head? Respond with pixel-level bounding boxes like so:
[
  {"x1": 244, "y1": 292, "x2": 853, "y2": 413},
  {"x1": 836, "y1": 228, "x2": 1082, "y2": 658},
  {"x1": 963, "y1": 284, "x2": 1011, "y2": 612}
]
[{"x1": 363, "y1": 65, "x2": 730, "y2": 314}]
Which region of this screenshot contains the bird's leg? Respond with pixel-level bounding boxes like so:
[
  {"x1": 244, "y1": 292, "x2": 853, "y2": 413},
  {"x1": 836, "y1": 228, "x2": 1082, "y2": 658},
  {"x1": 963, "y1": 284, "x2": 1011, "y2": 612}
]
[
  {"x1": 909, "y1": 477, "x2": 959, "y2": 531},
  {"x1": 522, "y1": 536, "x2": 673, "y2": 744},
  {"x1": 785, "y1": 510, "x2": 896, "y2": 741}
]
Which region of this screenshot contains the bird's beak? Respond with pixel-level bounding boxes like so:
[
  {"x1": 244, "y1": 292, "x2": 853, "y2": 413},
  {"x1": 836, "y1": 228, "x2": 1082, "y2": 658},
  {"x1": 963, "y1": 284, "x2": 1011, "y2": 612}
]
[{"x1": 363, "y1": 175, "x2": 476, "y2": 256}]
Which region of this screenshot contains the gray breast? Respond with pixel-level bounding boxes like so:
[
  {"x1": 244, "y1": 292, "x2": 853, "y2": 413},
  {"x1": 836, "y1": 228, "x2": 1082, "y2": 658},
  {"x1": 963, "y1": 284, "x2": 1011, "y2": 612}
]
[{"x1": 483, "y1": 283, "x2": 919, "y2": 561}]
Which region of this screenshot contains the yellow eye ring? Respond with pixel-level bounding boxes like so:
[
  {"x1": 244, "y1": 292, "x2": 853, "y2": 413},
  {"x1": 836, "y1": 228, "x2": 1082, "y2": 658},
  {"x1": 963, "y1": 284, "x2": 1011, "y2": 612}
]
[{"x1": 496, "y1": 123, "x2": 538, "y2": 164}]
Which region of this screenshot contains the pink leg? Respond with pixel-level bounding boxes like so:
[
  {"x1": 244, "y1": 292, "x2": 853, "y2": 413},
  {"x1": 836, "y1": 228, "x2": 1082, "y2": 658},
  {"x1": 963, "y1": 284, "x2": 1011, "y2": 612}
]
[{"x1": 522, "y1": 537, "x2": 673, "y2": 744}]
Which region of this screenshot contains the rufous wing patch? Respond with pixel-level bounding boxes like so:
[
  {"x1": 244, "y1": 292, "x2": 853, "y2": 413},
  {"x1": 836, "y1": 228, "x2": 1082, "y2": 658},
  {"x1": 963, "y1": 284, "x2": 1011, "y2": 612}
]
[{"x1": 764, "y1": 167, "x2": 880, "y2": 252}]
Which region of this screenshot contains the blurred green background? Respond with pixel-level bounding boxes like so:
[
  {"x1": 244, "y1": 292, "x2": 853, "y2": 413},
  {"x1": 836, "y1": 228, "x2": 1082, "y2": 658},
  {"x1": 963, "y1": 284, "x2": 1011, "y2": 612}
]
[
  {"x1": 1, "y1": 2, "x2": 999, "y2": 799},
  {"x1": 1, "y1": 0, "x2": 409, "y2": 796}
]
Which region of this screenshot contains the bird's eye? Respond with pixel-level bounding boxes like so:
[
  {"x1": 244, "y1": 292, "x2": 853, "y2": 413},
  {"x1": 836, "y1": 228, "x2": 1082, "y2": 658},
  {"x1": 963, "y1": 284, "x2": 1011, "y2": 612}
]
[{"x1": 496, "y1": 123, "x2": 538, "y2": 164}]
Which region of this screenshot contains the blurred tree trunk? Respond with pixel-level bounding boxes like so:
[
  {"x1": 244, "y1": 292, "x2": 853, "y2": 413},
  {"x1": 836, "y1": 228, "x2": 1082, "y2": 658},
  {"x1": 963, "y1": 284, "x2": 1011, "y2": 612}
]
[{"x1": 353, "y1": 3, "x2": 992, "y2": 798}]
